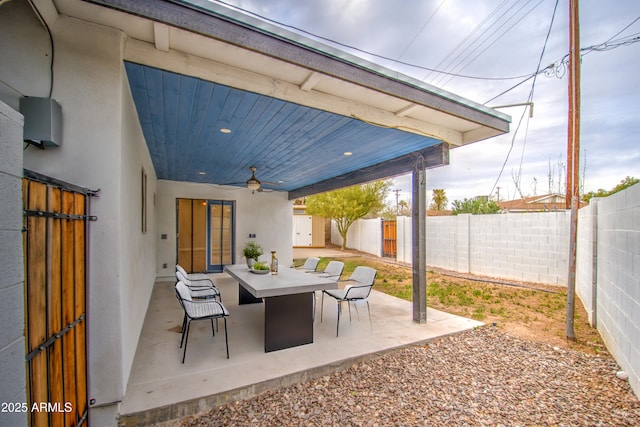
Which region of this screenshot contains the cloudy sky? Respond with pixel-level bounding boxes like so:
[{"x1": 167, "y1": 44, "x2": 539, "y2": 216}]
[{"x1": 215, "y1": 0, "x2": 639, "y2": 206}]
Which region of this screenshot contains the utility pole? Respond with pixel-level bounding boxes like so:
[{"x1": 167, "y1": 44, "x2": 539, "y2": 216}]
[
  {"x1": 394, "y1": 189, "x2": 401, "y2": 215},
  {"x1": 566, "y1": 0, "x2": 581, "y2": 341},
  {"x1": 496, "y1": 186, "x2": 501, "y2": 202}
]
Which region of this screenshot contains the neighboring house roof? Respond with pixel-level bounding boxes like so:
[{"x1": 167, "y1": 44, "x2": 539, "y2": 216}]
[
  {"x1": 427, "y1": 209, "x2": 453, "y2": 216},
  {"x1": 60, "y1": 0, "x2": 510, "y2": 198},
  {"x1": 498, "y1": 194, "x2": 586, "y2": 212}
]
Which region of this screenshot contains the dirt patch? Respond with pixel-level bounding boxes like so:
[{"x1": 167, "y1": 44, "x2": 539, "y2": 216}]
[{"x1": 301, "y1": 254, "x2": 608, "y2": 355}]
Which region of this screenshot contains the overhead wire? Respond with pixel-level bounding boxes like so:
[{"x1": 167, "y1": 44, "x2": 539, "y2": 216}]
[
  {"x1": 395, "y1": 0, "x2": 449, "y2": 63},
  {"x1": 430, "y1": 0, "x2": 533, "y2": 87},
  {"x1": 27, "y1": 0, "x2": 54, "y2": 98},
  {"x1": 423, "y1": 0, "x2": 509, "y2": 82},
  {"x1": 213, "y1": 1, "x2": 639, "y2": 92},
  {"x1": 488, "y1": 0, "x2": 560, "y2": 199},
  {"x1": 435, "y1": 0, "x2": 546, "y2": 88},
  {"x1": 214, "y1": 0, "x2": 537, "y2": 81},
  {"x1": 487, "y1": 18, "x2": 640, "y2": 102}
]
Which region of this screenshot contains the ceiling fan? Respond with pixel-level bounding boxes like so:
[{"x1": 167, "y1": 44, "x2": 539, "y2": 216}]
[{"x1": 238, "y1": 166, "x2": 280, "y2": 193}]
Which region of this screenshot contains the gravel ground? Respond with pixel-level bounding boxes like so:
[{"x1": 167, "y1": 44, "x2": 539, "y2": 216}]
[{"x1": 181, "y1": 327, "x2": 639, "y2": 426}]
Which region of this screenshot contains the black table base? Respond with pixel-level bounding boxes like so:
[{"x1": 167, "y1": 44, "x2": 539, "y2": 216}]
[{"x1": 263, "y1": 292, "x2": 314, "y2": 352}]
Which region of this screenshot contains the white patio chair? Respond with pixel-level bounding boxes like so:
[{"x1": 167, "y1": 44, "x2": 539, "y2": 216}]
[
  {"x1": 176, "y1": 264, "x2": 215, "y2": 284},
  {"x1": 175, "y1": 281, "x2": 229, "y2": 363},
  {"x1": 311, "y1": 260, "x2": 344, "y2": 280},
  {"x1": 321, "y1": 266, "x2": 376, "y2": 337},
  {"x1": 175, "y1": 269, "x2": 221, "y2": 301},
  {"x1": 298, "y1": 257, "x2": 320, "y2": 272}
]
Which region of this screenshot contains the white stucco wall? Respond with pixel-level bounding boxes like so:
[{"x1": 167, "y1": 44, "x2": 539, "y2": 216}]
[
  {"x1": 396, "y1": 216, "x2": 412, "y2": 264},
  {"x1": 157, "y1": 180, "x2": 294, "y2": 280},
  {"x1": 330, "y1": 218, "x2": 382, "y2": 256},
  {"x1": 119, "y1": 64, "x2": 158, "y2": 390},
  {"x1": 0, "y1": 3, "x2": 157, "y2": 425}
]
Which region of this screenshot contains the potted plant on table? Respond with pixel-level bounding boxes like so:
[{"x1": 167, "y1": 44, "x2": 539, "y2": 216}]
[{"x1": 242, "y1": 240, "x2": 263, "y2": 267}]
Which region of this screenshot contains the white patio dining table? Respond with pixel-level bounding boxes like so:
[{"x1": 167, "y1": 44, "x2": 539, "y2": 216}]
[{"x1": 224, "y1": 264, "x2": 338, "y2": 352}]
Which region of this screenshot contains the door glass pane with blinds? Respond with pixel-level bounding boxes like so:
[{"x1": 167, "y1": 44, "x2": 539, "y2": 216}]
[
  {"x1": 177, "y1": 199, "x2": 234, "y2": 273},
  {"x1": 208, "y1": 200, "x2": 234, "y2": 272}
]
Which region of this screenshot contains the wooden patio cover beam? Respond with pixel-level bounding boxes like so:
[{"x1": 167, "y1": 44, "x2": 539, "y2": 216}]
[{"x1": 287, "y1": 143, "x2": 449, "y2": 200}]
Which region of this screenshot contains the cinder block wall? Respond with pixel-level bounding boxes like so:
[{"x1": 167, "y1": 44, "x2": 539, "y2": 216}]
[
  {"x1": 422, "y1": 212, "x2": 570, "y2": 285},
  {"x1": 469, "y1": 212, "x2": 570, "y2": 285},
  {"x1": 577, "y1": 201, "x2": 597, "y2": 325},
  {"x1": 349, "y1": 188, "x2": 640, "y2": 398},
  {"x1": 425, "y1": 216, "x2": 459, "y2": 271},
  {"x1": 0, "y1": 101, "x2": 27, "y2": 426},
  {"x1": 595, "y1": 184, "x2": 640, "y2": 398}
]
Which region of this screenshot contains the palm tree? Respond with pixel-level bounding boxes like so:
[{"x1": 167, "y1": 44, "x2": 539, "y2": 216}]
[{"x1": 430, "y1": 189, "x2": 448, "y2": 211}]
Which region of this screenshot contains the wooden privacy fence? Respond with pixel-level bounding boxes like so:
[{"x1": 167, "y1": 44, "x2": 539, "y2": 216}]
[
  {"x1": 23, "y1": 170, "x2": 97, "y2": 427},
  {"x1": 382, "y1": 220, "x2": 397, "y2": 258}
]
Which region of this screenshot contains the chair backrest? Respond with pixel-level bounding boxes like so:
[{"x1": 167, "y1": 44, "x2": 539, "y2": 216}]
[
  {"x1": 344, "y1": 283, "x2": 373, "y2": 300},
  {"x1": 301, "y1": 257, "x2": 320, "y2": 271},
  {"x1": 176, "y1": 264, "x2": 188, "y2": 276},
  {"x1": 175, "y1": 281, "x2": 192, "y2": 302},
  {"x1": 323, "y1": 261, "x2": 344, "y2": 278},
  {"x1": 176, "y1": 269, "x2": 190, "y2": 285},
  {"x1": 348, "y1": 266, "x2": 377, "y2": 286}
]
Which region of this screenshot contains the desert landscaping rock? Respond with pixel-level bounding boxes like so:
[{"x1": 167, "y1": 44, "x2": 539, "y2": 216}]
[{"x1": 182, "y1": 327, "x2": 640, "y2": 426}]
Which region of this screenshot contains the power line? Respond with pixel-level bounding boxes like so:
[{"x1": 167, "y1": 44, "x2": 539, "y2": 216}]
[
  {"x1": 423, "y1": 0, "x2": 510, "y2": 82},
  {"x1": 435, "y1": 0, "x2": 546, "y2": 88},
  {"x1": 396, "y1": 0, "x2": 449, "y2": 63},
  {"x1": 213, "y1": 0, "x2": 639, "y2": 96},
  {"x1": 430, "y1": 0, "x2": 535, "y2": 87},
  {"x1": 488, "y1": 0, "x2": 560, "y2": 199},
  {"x1": 485, "y1": 28, "x2": 640, "y2": 103},
  {"x1": 214, "y1": 0, "x2": 538, "y2": 81}
]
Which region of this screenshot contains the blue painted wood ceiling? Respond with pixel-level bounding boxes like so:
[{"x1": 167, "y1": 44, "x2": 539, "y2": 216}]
[{"x1": 125, "y1": 61, "x2": 442, "y2": 193}]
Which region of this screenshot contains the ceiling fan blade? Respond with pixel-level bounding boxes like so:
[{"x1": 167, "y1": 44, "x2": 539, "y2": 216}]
[{"x1": 220, "y1": 167, "x2": 281, "y2": 190}]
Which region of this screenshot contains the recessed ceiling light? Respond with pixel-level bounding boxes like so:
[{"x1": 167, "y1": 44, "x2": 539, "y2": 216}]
[
  {"x1": 220, "y1": 128, "x2": 232, "y2": 134},
  {"x1": 198, "y1": 171, "x2": 206, "y2": 175},
  {"x1": 343, "y1": 151, "x2": 353, "y2": 156}
]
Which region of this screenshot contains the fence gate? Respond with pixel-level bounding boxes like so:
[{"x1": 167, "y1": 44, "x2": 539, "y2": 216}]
[
  {"x1": 23, "y1": 170, "x2": 97, "y2": 427},
  {"x1": 382, "y1": 220, "x2": 397, "y2": 258}
]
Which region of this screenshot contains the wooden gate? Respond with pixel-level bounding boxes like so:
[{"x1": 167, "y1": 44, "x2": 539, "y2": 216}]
[
  {"x1": 382, "y1": 220, "x2": 397, "y2": 258},
  {"x1": 23, "y1": 171, "x2": 96, "y2": 427}
]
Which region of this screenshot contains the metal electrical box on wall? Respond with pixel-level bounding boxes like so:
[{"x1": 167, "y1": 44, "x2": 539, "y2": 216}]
[{"x1": 20, "y1": 97, "x2": 62, "y2": 147}]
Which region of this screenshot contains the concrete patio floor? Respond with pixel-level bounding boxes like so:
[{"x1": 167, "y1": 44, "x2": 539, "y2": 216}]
[{"x1": 118, "y1": 260, "x2": 482, "y2": 426}]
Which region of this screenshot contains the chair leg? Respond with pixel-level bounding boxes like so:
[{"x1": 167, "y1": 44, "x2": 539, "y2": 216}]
[
  {"x1": 179, "y1": 314, "x2": 187, "y2": 348},
  {"x1": 336, "y1": 301, "x2": 341, "y2": 337},
  {"x1": 366, "y1": 301, "x2": 372, "y2": 331},
  {"x1": 353, "y1": 302, "x2": 360, "y2": 320},
  {"x1": 181, "y1": 320, "x2": 191, "y2": 363},
  {"x1": 223, "y1": 317, "x2": 229, "y2": 359},
  {"x1": 211, "y1": 318, "x2": 216, "y2": 336}
]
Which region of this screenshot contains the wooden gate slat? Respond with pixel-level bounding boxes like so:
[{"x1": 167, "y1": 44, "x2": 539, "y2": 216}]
[
  {"x1": 49, "y1": 187, "x2": 65, "y2": 427},
  {"x1": 61, "y1": 190, "x2": 78, "y2": 427},
  {"x1": 382, "y1": 220, "x2": 397, "y2": 257},
  {"x1": 23, "y1": 176, "x2": 89, "y2": 427},
  {"x1": 74, "y1": 192, "x2": 87, "y2": 422},
  {"x1": 74, "y1": 192, "x2": 86, "y2": 316},
  {"x1": 26, "y1": 180, "x2": 49, "y2": 427}
]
